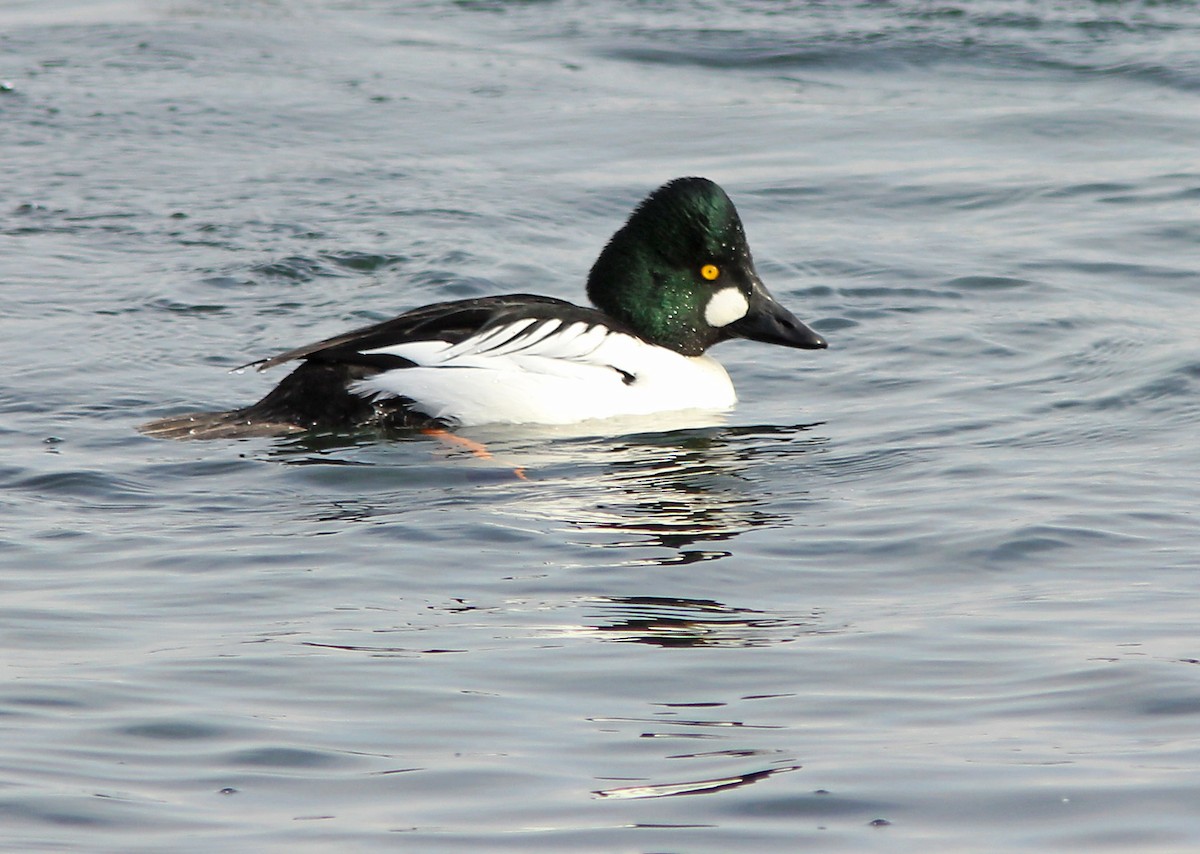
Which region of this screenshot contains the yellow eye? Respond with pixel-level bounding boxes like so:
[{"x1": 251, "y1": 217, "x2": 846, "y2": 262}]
[{"x1": 700, "y1": 264, "x2": 720, "y2": 281}]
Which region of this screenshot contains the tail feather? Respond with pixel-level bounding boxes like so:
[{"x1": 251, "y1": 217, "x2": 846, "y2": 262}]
[
  {"x1": 138, "y1": 361, "x2": 438, "y2": 440},
  {"x1": 138, "y1": 410, "x2": 306, "y2": 440}
]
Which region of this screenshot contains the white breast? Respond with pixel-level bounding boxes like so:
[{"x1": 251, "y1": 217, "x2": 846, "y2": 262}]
[{"x1": 348, "y1": 318, "x2": 737, "y2": 426}]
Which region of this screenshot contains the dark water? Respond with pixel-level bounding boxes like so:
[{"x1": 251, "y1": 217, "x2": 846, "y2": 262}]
[{"x1": 3, "y1": 1, "x2": 1199, "y2": 850}]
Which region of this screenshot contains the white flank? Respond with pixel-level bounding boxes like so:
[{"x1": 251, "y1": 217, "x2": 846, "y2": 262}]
[
  {"x1": 350, "y1": 319, "x2": 737, "y2": 427},
  {"x1": 703, "y1": 287, "x2": 750, "y2": 328}
]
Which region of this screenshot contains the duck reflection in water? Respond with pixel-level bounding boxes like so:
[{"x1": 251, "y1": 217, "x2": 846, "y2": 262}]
[
  {"x1": 583, "y1": 595, "x2": 830, "y2": 649},
  {"x1": 491, "y1": 421, "x2": 827, "y2": 560},
  {"x1": 492, "y1": 423, "x2": 833, "y2": 649}
]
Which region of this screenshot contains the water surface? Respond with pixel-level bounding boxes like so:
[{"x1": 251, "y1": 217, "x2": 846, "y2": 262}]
[{"x1": 2, "y1": 1, "x2": 1199, "y2": 850}]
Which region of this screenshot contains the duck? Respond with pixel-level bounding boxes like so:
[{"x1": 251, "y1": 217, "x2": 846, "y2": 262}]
[{"x1": 139, "y1": 177, "x2": 827, "y2": 440}]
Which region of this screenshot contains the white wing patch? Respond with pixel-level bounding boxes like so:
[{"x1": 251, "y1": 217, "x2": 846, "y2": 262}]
[
  {"x1": 361, "y1": 319, "x2": 611, "y2": 371},
  {"x1": 349, "y1": 318, "x2": 736, "y2": 426}
]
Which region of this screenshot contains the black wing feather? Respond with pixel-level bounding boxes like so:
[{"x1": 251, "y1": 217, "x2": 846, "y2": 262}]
[{"x1": 249, "y1": 294, "x2": 633, "y2": 372}]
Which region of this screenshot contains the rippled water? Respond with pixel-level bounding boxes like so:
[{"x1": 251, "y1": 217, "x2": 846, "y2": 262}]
[{"x1": 3, "y1": 1, "x2": 1199, "y2": 850}]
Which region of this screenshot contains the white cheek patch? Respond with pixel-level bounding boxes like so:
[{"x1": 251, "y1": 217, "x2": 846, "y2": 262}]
[{"x1": 704, "y1": 287, "x2": 750, "y2": 328}]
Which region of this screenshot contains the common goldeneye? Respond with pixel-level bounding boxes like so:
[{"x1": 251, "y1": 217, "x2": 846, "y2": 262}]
[{"x1": 140, "y1": 177, "x2": 827, "y2": 439}]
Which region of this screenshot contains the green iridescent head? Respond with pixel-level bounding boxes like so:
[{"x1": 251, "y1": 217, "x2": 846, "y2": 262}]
[{"x1": 587, "y1": 177, "x2": 827, "y2": 357}]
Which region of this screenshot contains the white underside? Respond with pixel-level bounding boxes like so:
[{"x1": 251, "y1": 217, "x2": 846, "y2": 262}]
[{"x1": 348, "y1": 318, "x2": 737, "y2": 427}]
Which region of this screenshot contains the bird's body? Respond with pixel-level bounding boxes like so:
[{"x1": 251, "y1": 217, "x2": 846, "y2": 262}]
[{"x1": 140, "y1": 178, "x2": 827, "y2": 440}]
